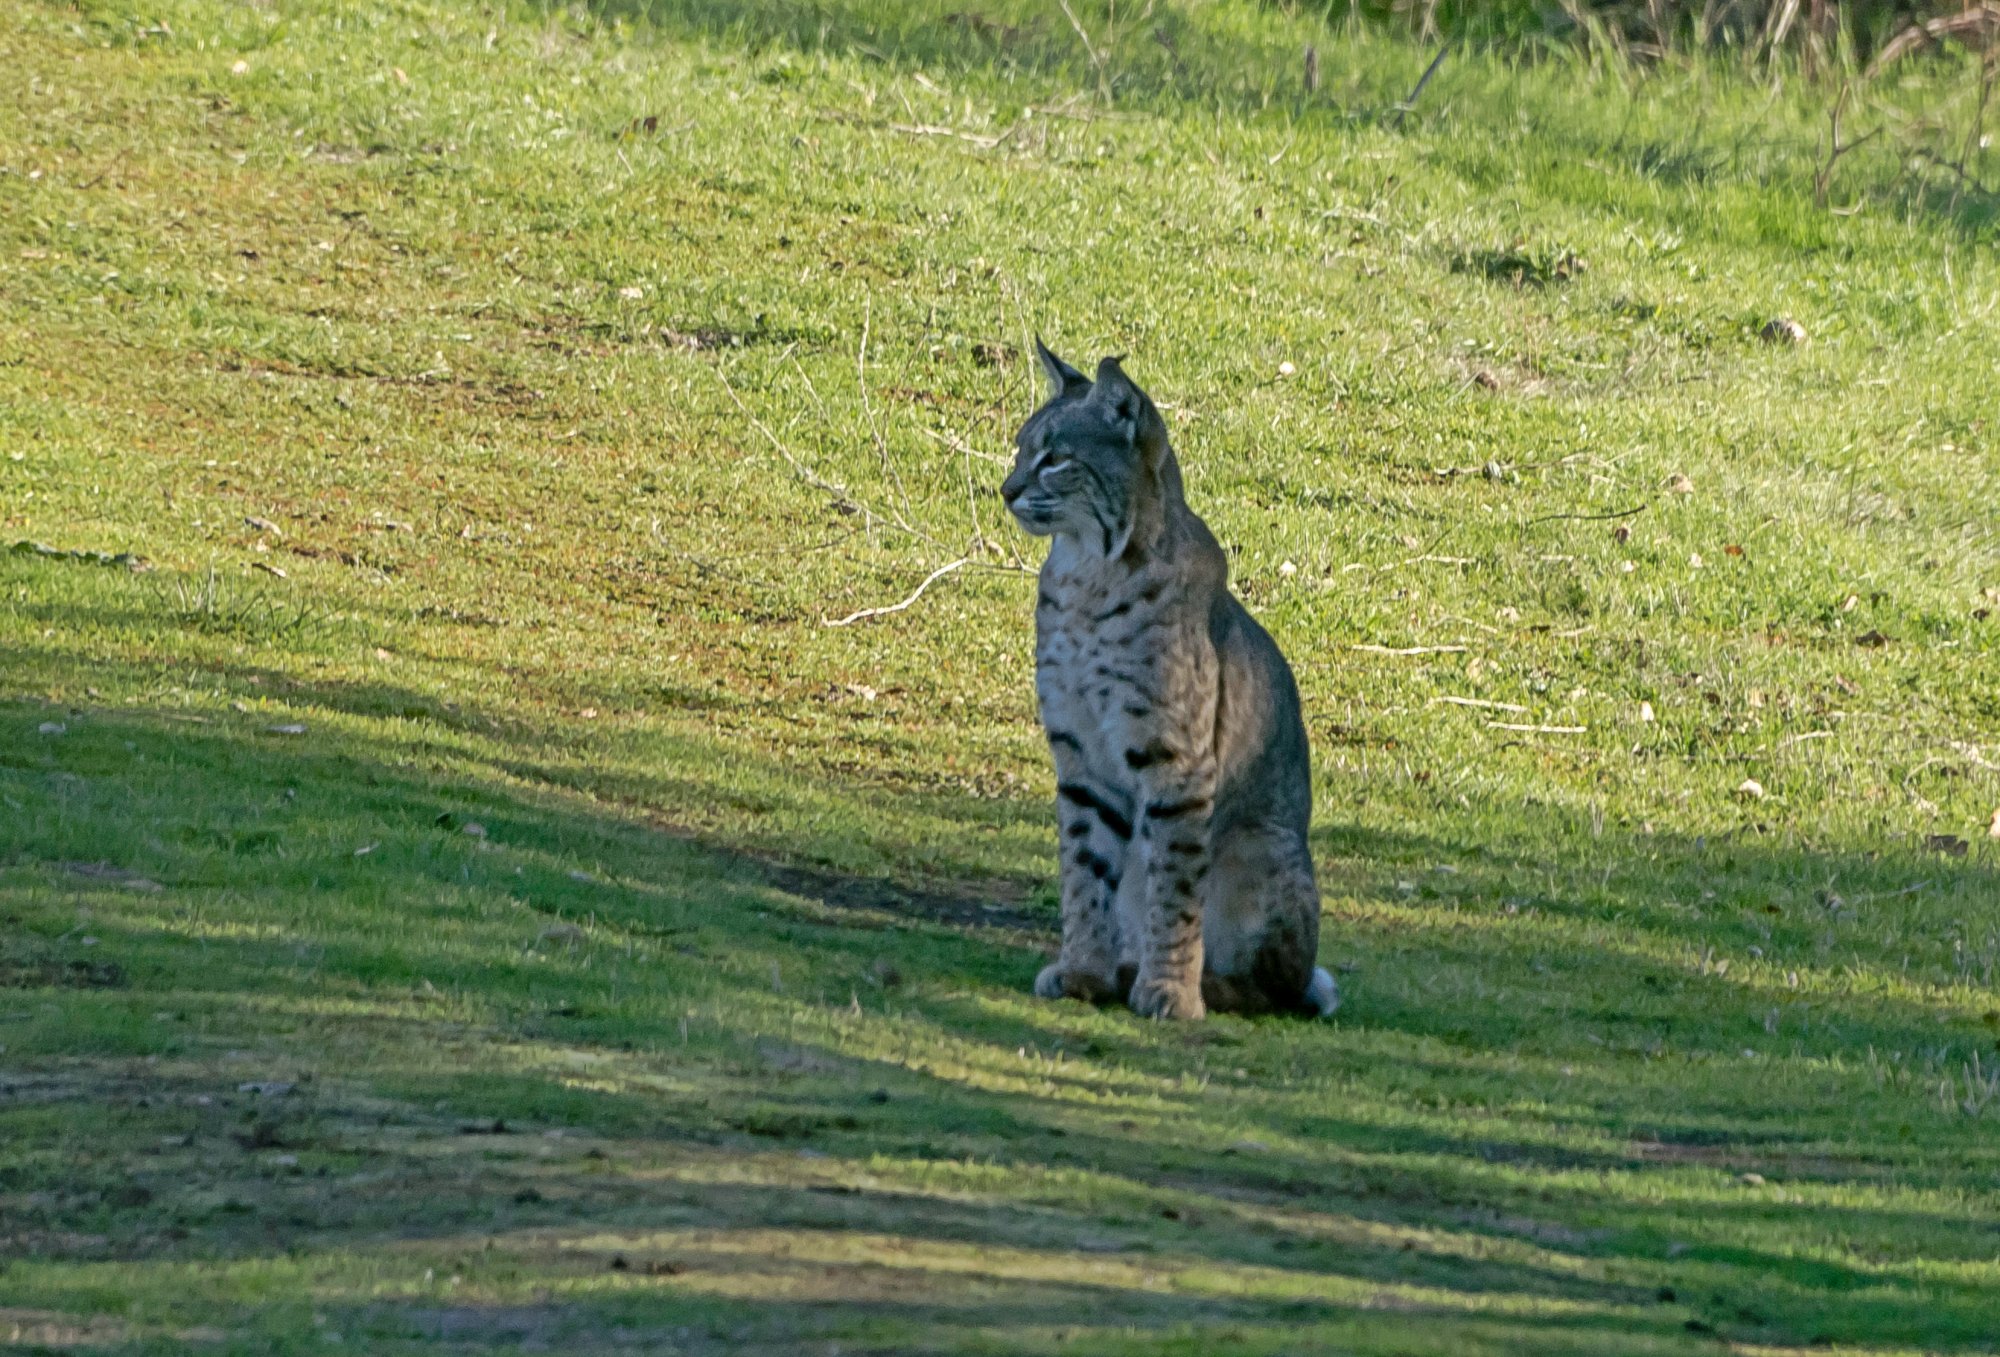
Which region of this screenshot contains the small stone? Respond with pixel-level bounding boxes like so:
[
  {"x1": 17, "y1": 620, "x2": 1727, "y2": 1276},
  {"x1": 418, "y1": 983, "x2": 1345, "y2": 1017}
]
[
  {"x1": 1276, "y1": 361, "x2": 1296, "y2": 378},
  {"x1": 1639, "y1": 701, "x2": 1655, "y2": 723},
  {"x1": 1277, "y1": 561, "x2": 1297, "y2": 577},
  {"x1": 1737, "y1": 778, "x2": 1766, "y2": 800},
  {"x1": 1759, "y1": 317, "x2": 1807, "y2": 345}
]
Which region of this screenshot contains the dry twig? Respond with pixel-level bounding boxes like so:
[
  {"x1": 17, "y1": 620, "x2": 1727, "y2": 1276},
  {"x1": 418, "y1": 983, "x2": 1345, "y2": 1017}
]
[
  {"x1": 1429, "y1": 696, "x2": 1529, "y2": 713},
  {"x1": 824, "y1": 558, "x2": 970, "y2": 627},
  {"x1": 1815, "y1": 83, "x2": 1882, "y2": 210},
  {"x1": 1392, "y1": 41, "x2": 1453, "y2": 127},
  {"x1": 1351, "y1": 644, "x2": 1469, "y2": 656}
]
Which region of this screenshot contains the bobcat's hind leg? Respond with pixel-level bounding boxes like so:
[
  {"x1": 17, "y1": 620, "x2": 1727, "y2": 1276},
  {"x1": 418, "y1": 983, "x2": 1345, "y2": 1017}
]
[{"x1": 1200, "y1": 826, "x2": 1323, "y2": 1016}]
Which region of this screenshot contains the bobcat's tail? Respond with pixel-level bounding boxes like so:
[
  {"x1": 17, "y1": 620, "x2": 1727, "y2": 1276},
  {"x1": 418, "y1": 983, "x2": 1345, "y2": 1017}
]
[{"x1": 1304, "y1": 966, "x2": 1340, "y2": 1018}]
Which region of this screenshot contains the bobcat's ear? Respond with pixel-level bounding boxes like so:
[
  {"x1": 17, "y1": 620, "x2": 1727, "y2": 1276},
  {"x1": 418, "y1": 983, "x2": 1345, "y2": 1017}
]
[
  {"x1": 1034, "y1": 336, "x2": 1089, "y2": 399},
  {"x1": 1091, "y1": 356, "x2": 1167, "y2": 458}
]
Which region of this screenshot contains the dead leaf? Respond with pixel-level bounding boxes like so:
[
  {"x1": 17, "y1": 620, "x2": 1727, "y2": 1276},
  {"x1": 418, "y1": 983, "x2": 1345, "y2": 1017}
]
[
  {"x1": 1855, "y1": 630, "x2": 1890, "y2": 647},
  {"x1": 1723, "y1": 544, "x2": 1744, "y2": 557},
  {"x1": 1989, "y1": 808, "x2": 2000, "y2": 840},
  {"x1": 1925, "y1": 835, "x2": 1970, "y2": 858},
  {"x1": 237, "y1": 1081, "x2": 295, "y2": 1097},
  {"x1": 244, "y1": 516, "x2": 282, "y2": 537},
  {"x1": 250, "y1": 562, "x2": 287, "y2": 578},
  {"x1": 264, "y1": 723, "x2": 307, "y2": 736},
  {"x1": 1666, "y1": 473, "x2": 1695, "y2": 495},
  {"x1": 1612, "y1": 524, "x2": 1632, "y2": 544},
  {"x1": 460, "y1": 821, "x2": 488, "y2": 839},
  {"x1": 1639, "y1": 701, "x2": 1655, "y2": 723},
  {"x1": 618, "y1": 286, "x2": 644, "y2": 300},
  {"x1": 1759, "y1": 318, "x2": 1808, "y2": 345},
  {"x1": 1737, "y1": 778, "x2": 1766, "y2": 800},
  {"x1": 38, "y1": 721, "x2": 65, "y2": 736},
  {"x1": 392, "y1": 66, "x2": 409, "y2": 86},
  {"x1": 230, "y1": 59, "x2": 249, "y2": 76}
]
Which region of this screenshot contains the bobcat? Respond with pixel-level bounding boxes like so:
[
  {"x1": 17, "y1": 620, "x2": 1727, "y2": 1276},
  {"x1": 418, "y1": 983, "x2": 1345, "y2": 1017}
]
[{"x1": 1001, "y1": 341, "x2": 1338, "y2": 1021}]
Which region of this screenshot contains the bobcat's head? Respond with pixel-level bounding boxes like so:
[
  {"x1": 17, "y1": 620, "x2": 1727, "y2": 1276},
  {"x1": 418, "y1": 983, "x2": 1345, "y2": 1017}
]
[{"x1": 1001, "y1": 340, "x2": 1176, "y2": 558}]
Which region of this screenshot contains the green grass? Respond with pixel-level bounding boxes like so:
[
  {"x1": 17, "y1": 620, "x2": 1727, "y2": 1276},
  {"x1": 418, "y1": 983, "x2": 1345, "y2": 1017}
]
[{"x1": 4, "y1": 0, "x2": 2000, "y2": 1351}]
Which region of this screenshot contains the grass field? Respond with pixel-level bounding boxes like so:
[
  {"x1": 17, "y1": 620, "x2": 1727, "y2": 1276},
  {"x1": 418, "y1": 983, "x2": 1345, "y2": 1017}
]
[{"x1": 4, "y1": 0, "x2": 2000, "y2": 1352}]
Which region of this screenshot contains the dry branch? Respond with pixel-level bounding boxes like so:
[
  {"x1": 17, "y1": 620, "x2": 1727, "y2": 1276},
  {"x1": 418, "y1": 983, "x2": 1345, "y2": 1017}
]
[
  {"x1": 1351, "y1": 644, "x2": 1470, "y2": 656},
  {"x1": 1429, "y1": 696, "x2": 1529, "y2": 713},
  {"x1": 1866, "y1": 3, "x2": 2000, "y2": 78},
  {"x1": 823, "y1": 558, "x2": 970, "y2": 627}
]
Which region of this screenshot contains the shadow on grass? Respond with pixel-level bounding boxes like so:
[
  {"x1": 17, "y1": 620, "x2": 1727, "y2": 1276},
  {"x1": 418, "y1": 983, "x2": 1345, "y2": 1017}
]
[{"x1": 3, "y1": 642, "x2": 1999, "y2": 1350}]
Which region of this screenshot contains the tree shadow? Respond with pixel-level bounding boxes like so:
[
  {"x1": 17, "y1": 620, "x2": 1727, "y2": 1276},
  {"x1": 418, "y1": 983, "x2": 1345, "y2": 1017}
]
[{"x1": 5, "y1": 667, "x2": 1999, "y2": 1350}]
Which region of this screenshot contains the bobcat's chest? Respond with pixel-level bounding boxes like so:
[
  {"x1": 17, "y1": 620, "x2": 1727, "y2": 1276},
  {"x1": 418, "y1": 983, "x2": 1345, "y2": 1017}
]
[{"x1": 1034, "y1": 566, "x2": 1165, "y2": 771}]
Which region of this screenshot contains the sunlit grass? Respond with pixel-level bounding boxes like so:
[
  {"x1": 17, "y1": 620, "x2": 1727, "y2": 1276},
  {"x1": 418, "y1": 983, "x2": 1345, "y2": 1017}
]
[{"x1": 4, "y1": 0, "x2": 1998, "y2": 1350}]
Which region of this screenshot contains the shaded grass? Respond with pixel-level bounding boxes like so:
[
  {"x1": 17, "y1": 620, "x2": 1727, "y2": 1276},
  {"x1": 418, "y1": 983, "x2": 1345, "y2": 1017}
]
[{"x1": 3, "y1": 0, "x2": 2000, "y2": 1352}]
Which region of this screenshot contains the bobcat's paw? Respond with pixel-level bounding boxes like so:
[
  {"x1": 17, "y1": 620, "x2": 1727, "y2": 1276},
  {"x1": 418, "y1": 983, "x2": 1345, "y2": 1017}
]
[
  {"x1": 1128, "y1": 975, "x2": 1206, "y2": 1022},
  {"x1": 1034, "y1": 963, "x2": 1118, "y2": 1003}
]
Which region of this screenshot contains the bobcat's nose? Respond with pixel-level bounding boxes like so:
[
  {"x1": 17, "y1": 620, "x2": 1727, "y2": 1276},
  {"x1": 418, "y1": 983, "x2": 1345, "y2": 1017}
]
[{"x1": 1000, "y1": 478, "x2": 1025, "y2": 505}]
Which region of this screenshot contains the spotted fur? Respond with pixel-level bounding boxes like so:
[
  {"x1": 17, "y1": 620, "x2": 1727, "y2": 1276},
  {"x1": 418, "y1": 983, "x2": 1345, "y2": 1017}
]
[{"x1": 1001, "y1": 341, "x2": 1338, "y2": 1021}]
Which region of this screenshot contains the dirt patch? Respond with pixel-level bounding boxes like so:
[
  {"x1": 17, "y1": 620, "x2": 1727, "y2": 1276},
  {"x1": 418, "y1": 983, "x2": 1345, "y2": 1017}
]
[
  {"x1": 0, "y1": 1306, "x2": 134, "y2": 1347},
  {"x1": 0, "y1": 938, "x2": 128, "y2": 990}
]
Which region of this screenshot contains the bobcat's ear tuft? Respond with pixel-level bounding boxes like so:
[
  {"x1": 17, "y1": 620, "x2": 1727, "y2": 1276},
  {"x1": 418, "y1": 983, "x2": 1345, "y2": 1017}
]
[
  {"x1": 1034, "y1": 336, "x2": 1089, "y2": 399},
  {"x1": 1091, "y1": 356, "x2": 1165, "y2": 454}
]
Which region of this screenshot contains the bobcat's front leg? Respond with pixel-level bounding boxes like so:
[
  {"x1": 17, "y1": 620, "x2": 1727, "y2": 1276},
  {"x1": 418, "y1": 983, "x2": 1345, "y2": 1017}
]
[
  {"x1": 1033, "y1": 755, "x2": 1132, "y2": 1003},
  {"x1": 1129, "y1": 758, "x2": 1217, "y2": 1021}
]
